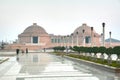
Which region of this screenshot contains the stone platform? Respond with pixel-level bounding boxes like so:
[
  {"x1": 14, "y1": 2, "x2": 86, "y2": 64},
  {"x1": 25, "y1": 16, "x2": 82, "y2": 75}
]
[{"x1": 0, "y1": 53, "x2": 120, "y2": 80}]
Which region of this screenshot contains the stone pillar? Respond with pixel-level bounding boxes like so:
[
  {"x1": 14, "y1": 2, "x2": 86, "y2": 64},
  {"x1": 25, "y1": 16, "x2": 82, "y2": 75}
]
[
  {"x1": 76, "y1": 32, "x2": 78, "y2": 46},
  {"x1": 56, "y1": 36, "x2": 58, "y2": 46},
  {"x1": 101, "y1": 33, "x2": 103, "y2": 46},
  {"x1": 62, "y1": 36, "x2": 64, "y2": 47},
  {"x1": 82, "y1": 29, "x2": 85, "y2": 47},
  {"x1": 31, "y1": 37, "x2": 33, "y2": 44},
  {"x1": 102, "y1": 22, "x2": 105, "y2": 46},
  {"x1": 71, "y1": 33, "x2": 73, "y2": 47},
  {"x1": 67, "y1": 35, "x2": 69, "y2": 47},
  {"x1": 64, "y1": 36, "x2": 66, "y2": 47},
  {"x1": 91, "y1": 27, "x2": 93, "y2": 47},
  {"x1": 60, "y1": 36, "x2": 63, "y2": 47},
  {"x1": 109, "y1": 31, "x2": 111, "y2": 47}
]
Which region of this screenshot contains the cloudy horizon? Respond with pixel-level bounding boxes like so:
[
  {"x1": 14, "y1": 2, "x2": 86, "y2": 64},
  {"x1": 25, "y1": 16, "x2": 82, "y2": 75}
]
[{"x1": 0, "y1": 0, "x2": 120, "y2": 42}]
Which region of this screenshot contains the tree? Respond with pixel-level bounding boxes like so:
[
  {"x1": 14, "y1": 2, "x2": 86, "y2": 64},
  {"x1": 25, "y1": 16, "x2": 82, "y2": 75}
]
[
  {"x1": 79, "y1": 46, "x2": 85, "y2": 55},
  {"x1": 60, "y1": 46, "x2": 65, "y2": 52},
  {"x1": 113, "y1": 46, "x2": 120, "y2": 63},
  {"x1": 92, "y1": 47, "x2": 99, "y2": 61},
  {"x1": 99, "y1": 47, "x2": 106, "y2": 61},
  {"x1": 53, "y1": 47, "x2": 58, "y2": 52},
  {"x1": 53, "y1": 46, "x2": 66, "y2": 52},
  {"x1": 105, "y1": 47, "x2": 113, "y2": 64},
  {"x1": 83, "y1": 47, "x2": 89, "y2": 57},
  {"x1": 73, "y1": 46, "x2": 81, "y2": 54},
  {"x1": 87, "y1": 47, "x2": 93, "y2": 59}
]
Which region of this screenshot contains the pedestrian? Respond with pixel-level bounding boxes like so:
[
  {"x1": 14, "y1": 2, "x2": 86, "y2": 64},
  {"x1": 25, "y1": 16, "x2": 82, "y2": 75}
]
[
  {"x1": 44, "y1": 48, "x2": 46, "y2": 52},
  {"x1": 16, "y1": 49, "x2": 19, "y2": 55},
  {"x1": 26, "y1": 48, "x2": 28, "y2": 54}
]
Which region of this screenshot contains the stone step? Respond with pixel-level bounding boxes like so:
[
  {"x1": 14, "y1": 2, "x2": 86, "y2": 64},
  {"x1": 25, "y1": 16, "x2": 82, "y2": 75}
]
[{"x1": 16, "y1": 73, "x2": 99, "y2": 80}]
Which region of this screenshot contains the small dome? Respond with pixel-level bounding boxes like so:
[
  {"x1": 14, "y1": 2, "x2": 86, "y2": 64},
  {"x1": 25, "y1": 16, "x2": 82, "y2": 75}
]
[
  {"x1": 23, "y1": 23, "x2": 47, "y2": 34},
  {"x1": 73, "y1": 23, "x2": 100, "y2": 37}
]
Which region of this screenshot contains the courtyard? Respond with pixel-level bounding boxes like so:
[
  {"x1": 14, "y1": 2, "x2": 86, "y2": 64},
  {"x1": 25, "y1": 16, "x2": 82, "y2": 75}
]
[{"x1": 0, "y1": 52, "x2": 120, "y2": 80}]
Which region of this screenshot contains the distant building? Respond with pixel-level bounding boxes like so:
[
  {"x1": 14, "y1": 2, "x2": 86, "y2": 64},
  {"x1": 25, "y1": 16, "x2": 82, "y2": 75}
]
[
  {"x1": 105, "y1": 38, "x2": 120, "y2": 47},
  {"x1": 7, "y1": 23, "x2": 120, "y2": 50}
]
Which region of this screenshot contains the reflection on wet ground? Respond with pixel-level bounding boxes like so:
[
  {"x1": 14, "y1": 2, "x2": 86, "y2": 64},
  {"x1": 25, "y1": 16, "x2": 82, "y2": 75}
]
[{"x1": 0, "y1": 53, "x2": 120, "y2": 80}]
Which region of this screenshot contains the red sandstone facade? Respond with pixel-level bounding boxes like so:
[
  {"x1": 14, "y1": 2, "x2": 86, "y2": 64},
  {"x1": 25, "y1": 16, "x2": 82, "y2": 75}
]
[{"x1": 6, "y1": 23, "x2": 119, "y2": 51}]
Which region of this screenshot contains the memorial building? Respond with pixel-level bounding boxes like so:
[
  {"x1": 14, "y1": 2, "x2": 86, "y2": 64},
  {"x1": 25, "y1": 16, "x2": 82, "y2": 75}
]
[{"x1": 7, "y1": 23, "x2": 101, "y2": 50}]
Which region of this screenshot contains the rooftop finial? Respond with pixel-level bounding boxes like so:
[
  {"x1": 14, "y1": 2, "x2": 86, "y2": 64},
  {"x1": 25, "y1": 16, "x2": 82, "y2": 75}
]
[
  {"x1": 33, "y1": 23, "x2": 37, "y2": 25},
  {"x1": 82, "y1": 23, "x2": 87, "y2": 26}
]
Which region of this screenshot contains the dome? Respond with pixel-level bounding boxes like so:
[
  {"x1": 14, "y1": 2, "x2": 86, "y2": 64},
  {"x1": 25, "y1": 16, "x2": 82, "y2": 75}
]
[
  {"x1": 23, "y1": 23, "x2": 47, "y2": 34},
  {"x1": 73, "y1": 23, "x2": 100, "y2": 37}
]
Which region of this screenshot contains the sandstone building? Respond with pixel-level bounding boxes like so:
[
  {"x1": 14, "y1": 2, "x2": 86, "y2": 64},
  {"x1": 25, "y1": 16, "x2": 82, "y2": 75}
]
[{"x1": 7, "y1": 23, "x2": 102, "y2": 50}]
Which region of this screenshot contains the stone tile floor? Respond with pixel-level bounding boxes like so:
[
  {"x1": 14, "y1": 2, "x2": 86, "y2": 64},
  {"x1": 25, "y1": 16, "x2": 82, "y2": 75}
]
[{"x1": 0, "y1": 53, "x2": 120, "y2": 80}]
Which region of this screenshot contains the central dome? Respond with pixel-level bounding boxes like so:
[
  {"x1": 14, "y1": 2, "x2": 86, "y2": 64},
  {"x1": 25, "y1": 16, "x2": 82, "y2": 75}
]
[{"x1": 23, "y1": 23, "x2": 47, "y2": 34}]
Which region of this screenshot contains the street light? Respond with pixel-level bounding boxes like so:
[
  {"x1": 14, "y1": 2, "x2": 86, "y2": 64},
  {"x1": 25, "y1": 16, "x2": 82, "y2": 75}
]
[
  {"x1": 102, "y1": 22, "x2": 105, "y2": 46},
  {"x1": 101, "y1": 33, "x2": 103, "y2": 46},
  {"x1": 82, "y1": 29, "x2": 85, "y2": 46},
  {"x1": 91, "y1": 27, "x2": 93, "y2": 47},
  {"x1": 109, "y1": 31, "x2": 112, "y2": 47},
  {"x1": 60, "y1": 36, "x2": 63, "y2": 47},
  {"x1": 71, "y1": 33, "x2": 73, "y2": 47},
  {"x1": 67, "y1": 35, "x2": 69, "y2": 47},
  {"x1": 76, "y1": 32, "x2": 78, "y2": 46},
  {"x1": 65, "y1": 35, "x2": 69, "y2": 54},
  {"x1": 57, "y1": 36, "x2": 58, "y2": 46},
  {"x1": 64, "y1": 36, "x2": 66, "y2": 47}
]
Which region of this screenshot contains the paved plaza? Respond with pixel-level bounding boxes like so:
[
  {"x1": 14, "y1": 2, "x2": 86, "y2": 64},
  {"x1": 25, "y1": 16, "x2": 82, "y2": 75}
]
[{"x1": 0, "y1": 52, "x2": 120, "y2": 80}]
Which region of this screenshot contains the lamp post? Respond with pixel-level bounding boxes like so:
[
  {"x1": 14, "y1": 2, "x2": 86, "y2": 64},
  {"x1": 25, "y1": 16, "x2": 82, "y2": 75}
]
[
  {"x1": 91, "y1": 27, "x2": 93, "y2": 47},
  {"x1": 76, "y1": 32, "x2": 78, "y2": 46},
  {"x1": 65, "y1": 35, "x2": 69, "y2": 53},
  {"x1": 102, "y1": 22, "x2": 105, "y2": 46},
  {"x1": 109, "y1": 31, "x2": 111, "y2": 47},
  {"x1": 71, "y1": 33, "x2": 73, "y2": 47},
  {"x1": 62, "y1": 36, "x2": 64, "y2": 47},
  {"x1": 82, "y1": 29, "x2": 85, "y2": 46},
  {"x1": 101, "y1": 33, "x2": 103, "y2": 46},
  {"x1": 64, "y1": 36, "x2": 66, "y2": 47},
  {"x1": 57, "y1": 36, "x2": 59, "y2": 46},
  {"x1": 60, "y1": 36, "x2": 62, "y2": 47},
  {"x1": 67, "y1": 35, "x2": 69, "y2": 47}
]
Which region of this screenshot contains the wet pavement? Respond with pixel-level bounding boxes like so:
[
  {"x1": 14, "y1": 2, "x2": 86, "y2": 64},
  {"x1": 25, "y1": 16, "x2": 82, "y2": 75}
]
[{"x1": 0, "y1": 53, "x2": 120, "y2": 80}]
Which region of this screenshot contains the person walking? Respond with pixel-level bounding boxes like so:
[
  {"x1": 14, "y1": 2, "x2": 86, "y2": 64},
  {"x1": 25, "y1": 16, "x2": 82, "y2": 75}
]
[
  {"x1": 26, "y1": 48, "x2": 28, "y2": 54},
  {"x1": 16, "y1": 49, "x2": 19, "y2": 55}
]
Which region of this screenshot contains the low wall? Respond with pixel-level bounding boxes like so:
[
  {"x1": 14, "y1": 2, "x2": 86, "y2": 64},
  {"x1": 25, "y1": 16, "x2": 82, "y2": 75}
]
[
  {"x1": 0, "y1": 58, "x2": 9, "y2": 64},
  {"x1": 64, "y1": 56, "x2": 120, "y2": 73}
]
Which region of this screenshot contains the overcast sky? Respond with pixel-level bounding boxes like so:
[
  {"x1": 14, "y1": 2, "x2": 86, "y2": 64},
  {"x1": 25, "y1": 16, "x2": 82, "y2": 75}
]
[{"x1": 0, "y1": 0, "x2": 120, "y2": 42}]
